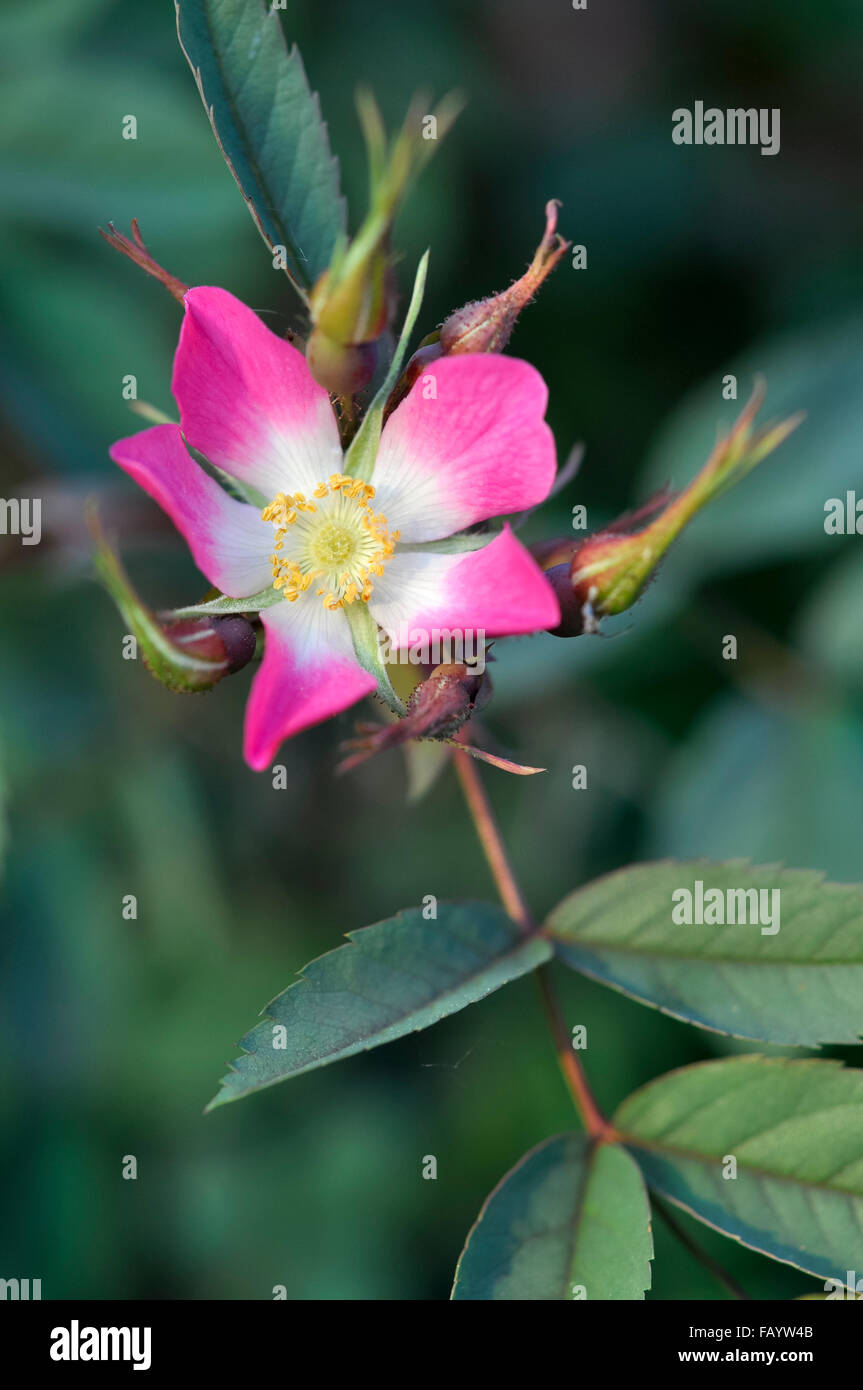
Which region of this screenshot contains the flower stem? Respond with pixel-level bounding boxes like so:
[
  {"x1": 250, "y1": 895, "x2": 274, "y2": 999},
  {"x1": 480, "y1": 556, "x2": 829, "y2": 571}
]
[
  {"x1": 453, "y1": 750, "x2": 530, "y2": 928},
  {"x1": 452, "y1": 750, "x2": 610, "y2": 1139}
]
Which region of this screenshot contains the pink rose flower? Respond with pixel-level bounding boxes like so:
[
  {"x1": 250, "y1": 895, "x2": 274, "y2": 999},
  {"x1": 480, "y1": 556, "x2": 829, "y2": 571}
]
[{"x1": 110, "y1": 288, "x2": 560, "y2": 769}]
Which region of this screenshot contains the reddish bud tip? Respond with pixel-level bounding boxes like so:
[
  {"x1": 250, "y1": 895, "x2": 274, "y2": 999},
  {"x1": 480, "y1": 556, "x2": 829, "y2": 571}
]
[
  {"x1": 439, "y1": 200, "x2": 571, "y2": 356},
  {"x1": 98, "y1": 220, "x2": 189, "y2": 304}
]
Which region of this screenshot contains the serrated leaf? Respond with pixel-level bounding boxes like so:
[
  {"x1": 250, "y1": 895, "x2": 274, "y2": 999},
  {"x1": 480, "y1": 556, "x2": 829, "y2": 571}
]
[
  {"x1": 175, "y1": 0, "x2": 346, "y2": 297},
  {"x1": 546, "y1": 860, "x2": 863, "y2": 1046},
  {"x1": 452, "y1": 1133, "x2": 653, "y2": 1301},
  {"x1": 615, "y1": 1056, "x2": 863, "y2": 1281},
  {"x1": 208, "y1": 902, "x2": 551, "y2": 1109}
]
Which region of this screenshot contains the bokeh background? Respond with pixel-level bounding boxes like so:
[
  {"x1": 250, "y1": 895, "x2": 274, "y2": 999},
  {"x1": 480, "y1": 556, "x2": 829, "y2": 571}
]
[{"x1": 2, "y1": 0, "x2": 863, "y2": 1300}]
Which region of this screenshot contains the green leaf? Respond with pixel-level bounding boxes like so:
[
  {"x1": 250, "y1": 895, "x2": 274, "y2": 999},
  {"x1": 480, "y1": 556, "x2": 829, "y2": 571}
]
[
  {"x1": 207, "y1": 902, "x2": 551, "y2": 1109},
  {"x1": 796, "y1": 548, "x2": 863, "y2": 690},
  {"x1": 175, "y1": 0, "x2": 346, "y2": 298},
  {"x1": 344, "y1": 250, "x2": 429, "y2": 482},
  {"x1": 546, "y1": 860, "x2": 863, "y2": 1046},
  {"x1": 615, "y1": 1056, "x2": 863, "y2": 1281},
  {"x1": 452, "y1": 1134, "x2": 653, "y2": 1301}
]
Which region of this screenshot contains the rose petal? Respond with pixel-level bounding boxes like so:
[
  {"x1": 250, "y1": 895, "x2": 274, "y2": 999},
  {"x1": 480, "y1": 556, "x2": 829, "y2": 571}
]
[
  {"x1": 110, "y1": 423, "x2": 272, "y2": 597},
  {"x1": 173, "y1": 286, "x2": 343, "y2": 498},
  {"x1": 368, "y1": 526, "x2": 560, "y2": 646},
  {"x1": 243, "y1": 598, "x2": 377, "y2": 770},
  {"x1": 371, "y1": 355, "x2": 557, "y2": 541}
]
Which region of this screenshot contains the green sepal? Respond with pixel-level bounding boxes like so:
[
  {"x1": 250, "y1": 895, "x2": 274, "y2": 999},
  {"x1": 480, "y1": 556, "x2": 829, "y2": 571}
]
[
  {"x1": 180, "y1": 435, "x2": 269, "y2": 510},
  {"x1": 343, "y1": 601, "x2": 405, "y2": 716},
  {"x1": 343, "y1": 250, "x2": 429, "y2": 483},
  {"x1": 396, "y1": 525, "x2": 504, "y2": 557},
  {"x1": 91, "y1": 517, "x2": 228, "y2": 692},
  {"x1": 168, "y1": 589, "x2": 281, "y2": 619}
]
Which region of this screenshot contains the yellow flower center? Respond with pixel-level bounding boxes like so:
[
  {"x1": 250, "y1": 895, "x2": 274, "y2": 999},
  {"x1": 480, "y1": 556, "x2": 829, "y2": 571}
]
[{"x1": 261, "y1": 473, "x2": 399, "y2": 610}]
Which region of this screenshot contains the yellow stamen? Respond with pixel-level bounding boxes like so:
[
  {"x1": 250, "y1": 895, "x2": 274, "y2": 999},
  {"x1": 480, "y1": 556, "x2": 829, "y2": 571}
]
[{"x1": 262, "y1": 475, "x2": 397, "y2": 610}]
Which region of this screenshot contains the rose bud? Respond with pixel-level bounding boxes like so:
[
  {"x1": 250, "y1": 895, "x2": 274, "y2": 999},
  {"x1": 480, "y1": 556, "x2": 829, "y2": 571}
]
[
  {"x1": 563, "y1": 383, "x2": 803, "y2": 631},
  {"x1": 337, "y1": 660, "x2": 492, "y2": 772},
  {"x1": 439, "y1": 200, "x2": 570, "y2": 356},
  {"x1": 307, "y1": 90, "x2": 460, "y2": 396}
]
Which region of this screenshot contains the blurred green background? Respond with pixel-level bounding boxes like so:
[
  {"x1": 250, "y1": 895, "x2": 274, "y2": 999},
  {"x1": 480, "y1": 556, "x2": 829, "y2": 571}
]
[{"x1": 2, "y1": 0, "x2": 863, "y2": 1300}]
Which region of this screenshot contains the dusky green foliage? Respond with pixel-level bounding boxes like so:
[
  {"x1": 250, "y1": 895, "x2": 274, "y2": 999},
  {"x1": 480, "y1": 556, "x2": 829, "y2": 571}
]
[
  {"x1": 452, "y1": 1134, "x2": 653, "y2": 1300},
  {"x1": 174, "y1": 0, "x2": 863, "y2": 1299},
  {"x1": 175, "y1": 0, "x2": 345, "y2": 298},
  {"x1": 546, "y1": 862, "x2": 863, "y2": 1047},
  {"x1": 209, "y1": 902, "x2": 550, "y2": 1107},
  {"x1": 615, "y1": 1058, "x2": 863, "y2": 1281},
  {"x1": 219, "y1": 859, "x2": 863, "y2": 1295},
  {"x1": 4, "y1": 0, "x2": 863, "y2": 1301}
]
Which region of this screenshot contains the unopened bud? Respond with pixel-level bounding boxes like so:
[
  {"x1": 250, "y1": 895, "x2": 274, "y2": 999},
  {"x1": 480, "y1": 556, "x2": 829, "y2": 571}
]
[
  {"x1": 307, "y1": 90, "x2": 460, "y2": 396},
  {"x1": 152, "y1": 614, "x2": 257, "y2": 685},
  {"x1": 384, "y1": 339, "x2": 443, "y2": 418},
  {"x1": 439, "y1": 201, "x2": 570, "y2": 356},
  {"x1": 305, "y1": 329, "x2": 379, "y2": 396},
  {"x1": 337, "y1": 660, "x2": 491, "y2": 772},
  {"x1": 563, "y1": 383, "x2": 803, "y2": 631}
]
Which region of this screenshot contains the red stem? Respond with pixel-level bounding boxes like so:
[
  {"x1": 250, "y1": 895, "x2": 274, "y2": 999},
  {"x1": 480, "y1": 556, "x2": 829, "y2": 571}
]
[{"x1": 452, "y1": 750, "x2": 611, "y2": 1139}]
